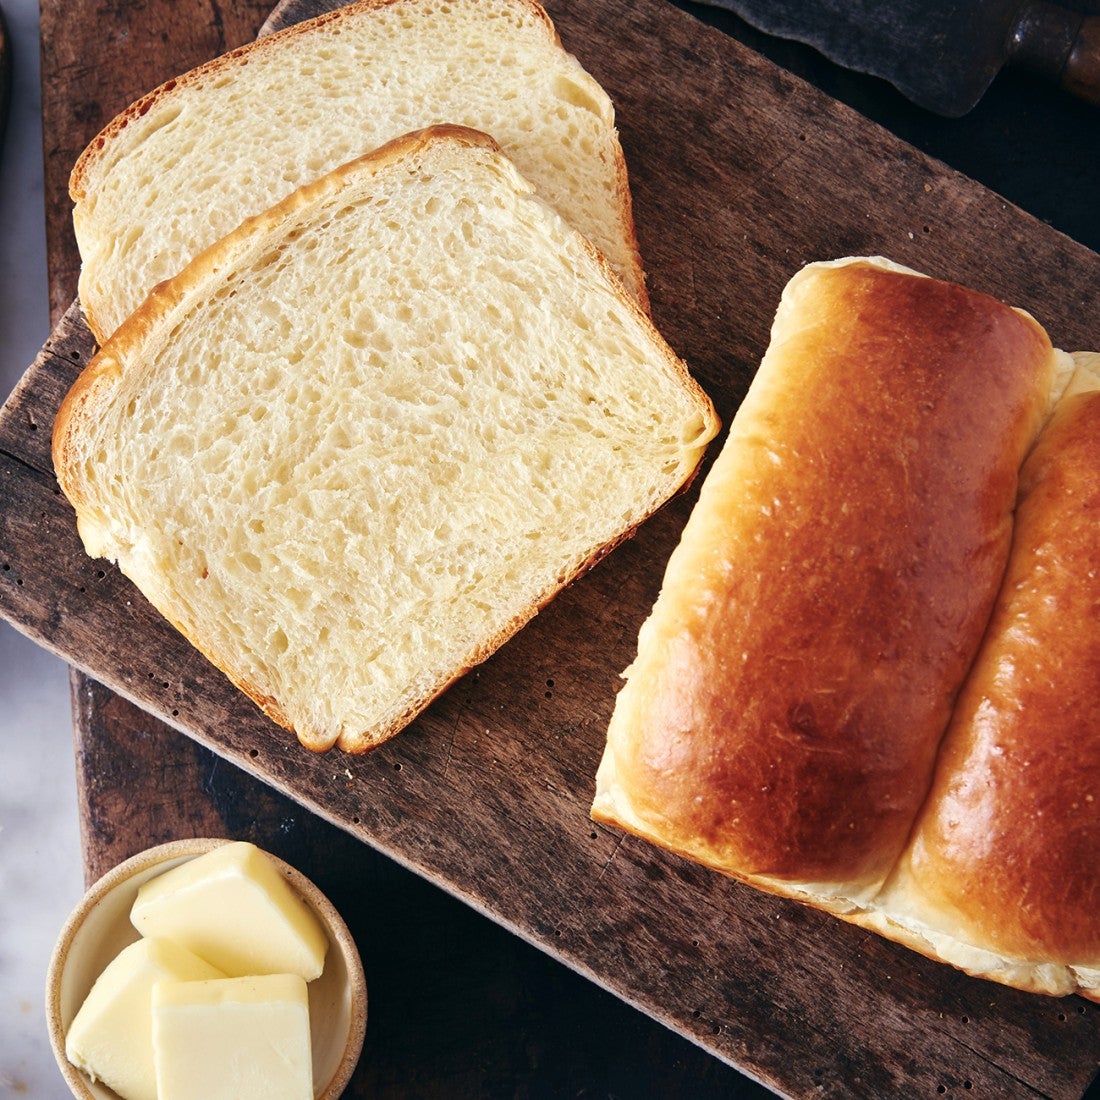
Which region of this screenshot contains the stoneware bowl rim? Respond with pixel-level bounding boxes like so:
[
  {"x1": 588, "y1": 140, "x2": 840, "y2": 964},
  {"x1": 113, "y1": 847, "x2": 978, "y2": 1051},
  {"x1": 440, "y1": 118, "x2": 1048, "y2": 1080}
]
[{"x1": 45, "y1": 836, "x2": 367, "y2": 1099}]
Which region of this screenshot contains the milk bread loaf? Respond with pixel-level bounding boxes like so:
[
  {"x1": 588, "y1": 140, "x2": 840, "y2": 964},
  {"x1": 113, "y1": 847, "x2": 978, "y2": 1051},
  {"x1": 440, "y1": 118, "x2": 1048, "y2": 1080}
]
[
  {"x1": 867, "y1": 364, "x2": 1100, "y2": 998},
  {"x1": 592, "y1": 257, "x2": 1099, "y2": 999},
  {"x1": 71, "y1": 0, "x2": 646, "y2": 343},
  {"x1": 53, "y1": 125, "x2": 719, "y2": 754}
]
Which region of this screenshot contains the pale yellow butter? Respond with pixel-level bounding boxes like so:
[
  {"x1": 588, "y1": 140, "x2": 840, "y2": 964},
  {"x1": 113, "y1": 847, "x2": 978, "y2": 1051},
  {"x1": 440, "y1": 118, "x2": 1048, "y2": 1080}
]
[
  {"x1": 65, "y1": 938, "x2": 225, "y2": 1100},
  {"x1": 130, "y1": 841, "x2": 328, "y2": 980},
  {"x1": 152, "y1": 974, "x2": 313, "y2": 1100}
]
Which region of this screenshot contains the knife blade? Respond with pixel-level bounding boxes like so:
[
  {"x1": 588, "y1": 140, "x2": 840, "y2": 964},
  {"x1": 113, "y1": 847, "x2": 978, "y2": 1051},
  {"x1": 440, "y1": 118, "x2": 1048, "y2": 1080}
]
[{"x1": 693, "y1": 0, "x2": 1100, "y2": 116}]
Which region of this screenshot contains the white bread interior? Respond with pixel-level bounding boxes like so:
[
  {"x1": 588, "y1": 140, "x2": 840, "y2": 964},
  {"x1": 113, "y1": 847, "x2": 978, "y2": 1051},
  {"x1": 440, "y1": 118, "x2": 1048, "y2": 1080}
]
[
  {"x1": 71, "y1": 0, "x2": 647, "y2": 342},
  {"x1": 53, "y1": 126, "x2": 718, "y2": 754}
]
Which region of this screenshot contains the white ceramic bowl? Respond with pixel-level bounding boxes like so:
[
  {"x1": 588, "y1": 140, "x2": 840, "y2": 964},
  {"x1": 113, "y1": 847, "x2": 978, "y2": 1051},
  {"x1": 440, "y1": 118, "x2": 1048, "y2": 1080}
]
[{"x1": 46, "y1": 837, "x2": 367, "y2": 1099}]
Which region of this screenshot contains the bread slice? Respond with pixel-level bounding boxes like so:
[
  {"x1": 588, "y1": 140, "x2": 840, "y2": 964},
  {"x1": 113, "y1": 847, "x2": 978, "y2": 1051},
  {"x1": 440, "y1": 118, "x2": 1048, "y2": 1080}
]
[
  {"x1": 53, "y1": 125, "x2": 718, "y2": 754},
  {"x1": 70, "y1": 0, "x2": 647, "y2": 343}
]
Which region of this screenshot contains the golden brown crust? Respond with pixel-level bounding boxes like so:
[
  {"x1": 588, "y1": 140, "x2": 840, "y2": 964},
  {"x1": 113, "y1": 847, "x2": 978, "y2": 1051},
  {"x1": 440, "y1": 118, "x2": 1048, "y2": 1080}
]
[
  {"x1": 593, "y1": 259, "x2": 1100, "y2": 998},
  {"x1": 900, "y1": 389, "x2": 1100, "y2": 965},
  {"x1": 595, "y1": 260, "x2": 1055, "y2": 891}
]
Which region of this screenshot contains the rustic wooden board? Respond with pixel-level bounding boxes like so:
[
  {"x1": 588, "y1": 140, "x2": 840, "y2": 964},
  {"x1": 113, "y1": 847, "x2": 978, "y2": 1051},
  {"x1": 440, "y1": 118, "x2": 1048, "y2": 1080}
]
[{"x1": 7, "y1": 0, "x2": 1100, "y2": 1095}]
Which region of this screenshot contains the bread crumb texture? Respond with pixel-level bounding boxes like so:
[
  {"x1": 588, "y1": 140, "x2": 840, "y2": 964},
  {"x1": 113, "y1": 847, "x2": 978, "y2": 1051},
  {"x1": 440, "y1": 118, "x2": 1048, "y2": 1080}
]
[{"x1": 57, "y1": 130, "x2": 717, "y2": 754}]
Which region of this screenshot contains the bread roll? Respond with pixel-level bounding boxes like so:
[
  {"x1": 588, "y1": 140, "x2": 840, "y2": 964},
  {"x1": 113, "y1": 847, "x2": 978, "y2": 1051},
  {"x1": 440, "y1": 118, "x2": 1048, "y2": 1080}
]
[
  {"x1": 593, "y1": 258, "x2": 1097, "y2": 998},
  {"x1": 870, "y1": 370, "x2": 1099, "y2": 997},
  {"x1": 71, "y1": 0, "x2": 646, "y2": 342},
  {"x1": 53, "y1": 126, "x2": 718, "y2": 754}
]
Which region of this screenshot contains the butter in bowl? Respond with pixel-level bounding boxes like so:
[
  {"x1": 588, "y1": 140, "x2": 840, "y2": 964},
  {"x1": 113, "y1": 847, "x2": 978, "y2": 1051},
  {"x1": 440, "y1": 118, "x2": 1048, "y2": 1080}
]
[{"x1": 46, "y1": 838, "x2": 366, "y2": 1099}]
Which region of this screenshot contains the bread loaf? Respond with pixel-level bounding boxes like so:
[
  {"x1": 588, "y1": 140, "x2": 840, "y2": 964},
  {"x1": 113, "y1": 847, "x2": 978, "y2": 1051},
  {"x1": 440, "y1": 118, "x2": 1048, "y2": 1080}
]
[
  {"x1": 71, "y1": 0, "x2": 646, "y2": 343},
  {"x1": 592, "y1": 257, "x2": 1098, "y2": 999},
  {"x1": 53, "y1": 125, "x2": 718, "y2": 754}
]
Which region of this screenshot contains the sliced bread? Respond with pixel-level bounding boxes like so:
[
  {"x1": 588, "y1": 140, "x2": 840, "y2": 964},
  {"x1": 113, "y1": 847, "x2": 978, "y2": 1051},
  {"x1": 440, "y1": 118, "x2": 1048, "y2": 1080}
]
[
  {"x1": 71, "y1": 0, "x2": 647, "y2": 342},
  {"x1": 53, "y1": 125, "x2": 719, "y2": 754}
]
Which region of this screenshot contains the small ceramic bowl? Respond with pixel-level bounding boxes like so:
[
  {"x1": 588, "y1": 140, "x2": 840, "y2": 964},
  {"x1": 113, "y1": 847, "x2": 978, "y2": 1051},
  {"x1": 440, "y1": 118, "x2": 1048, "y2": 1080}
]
[{"x1": 46, "y1": 837, "x2": 367, "y2": 1099}]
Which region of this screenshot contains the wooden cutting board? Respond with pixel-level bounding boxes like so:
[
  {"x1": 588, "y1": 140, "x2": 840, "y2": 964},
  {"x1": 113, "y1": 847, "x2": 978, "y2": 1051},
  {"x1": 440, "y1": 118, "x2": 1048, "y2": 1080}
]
[{"x1": 6, "y1": 0, "x2": 1099, "y2": 1095}]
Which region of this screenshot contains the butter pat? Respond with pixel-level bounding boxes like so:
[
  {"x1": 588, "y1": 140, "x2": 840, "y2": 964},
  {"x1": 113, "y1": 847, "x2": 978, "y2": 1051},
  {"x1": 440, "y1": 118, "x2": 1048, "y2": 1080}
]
[
  {"x1": 131, "y1": 841, "x2": 328, "y2": 980},
  {"x1": 65, "y1": 938, "x2": 225, "y2": 1100},
  {"x1": 153, "y1": 974, "x2": 313, "y2": 1100}
]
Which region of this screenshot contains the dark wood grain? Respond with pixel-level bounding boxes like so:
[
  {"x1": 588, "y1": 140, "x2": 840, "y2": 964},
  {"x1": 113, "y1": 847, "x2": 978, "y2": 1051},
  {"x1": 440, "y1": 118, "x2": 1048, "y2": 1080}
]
[
  {"x1": 11, "y1": 0, "x2": 1100, "y2": 1095},
  {"x1": 69, "y1": 673, "x2": 755, "y2": 1097}
]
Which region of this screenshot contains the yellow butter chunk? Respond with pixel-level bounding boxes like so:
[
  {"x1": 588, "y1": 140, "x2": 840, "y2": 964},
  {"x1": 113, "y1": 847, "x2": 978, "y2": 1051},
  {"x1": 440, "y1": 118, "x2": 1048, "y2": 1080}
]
[
  {"x1": 152, "y1": 974, "x2": 313, "y2": 1100},
  {"x1": 130, "y1": 841, "x2": 328, "y2": 980},
  {"x1": 65, "y1": 938, "x2": 225, "y2": 1100}
]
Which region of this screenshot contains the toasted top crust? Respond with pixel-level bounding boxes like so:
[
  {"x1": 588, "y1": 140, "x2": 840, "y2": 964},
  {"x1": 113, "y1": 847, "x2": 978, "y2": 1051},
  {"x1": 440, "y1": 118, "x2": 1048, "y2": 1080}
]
[
  {"x1": 55, "y1": 125, "x2": 717, "y2": 754},
  {"x1": 70, "y1": 0, "x2": 647, "y2": 342},
  {"x1": 593, "y1": 258, "x2": 1056, "y2": 894},
  {"x1": 895, "y1": 386, "x2": 1100, "y2": 965}
]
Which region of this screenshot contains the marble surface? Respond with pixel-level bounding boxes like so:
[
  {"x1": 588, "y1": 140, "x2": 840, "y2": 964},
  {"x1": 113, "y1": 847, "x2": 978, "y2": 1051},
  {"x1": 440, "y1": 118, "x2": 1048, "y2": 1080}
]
[{"x1": 0, "y1": 0, "x2": 86, "y2": 1094}]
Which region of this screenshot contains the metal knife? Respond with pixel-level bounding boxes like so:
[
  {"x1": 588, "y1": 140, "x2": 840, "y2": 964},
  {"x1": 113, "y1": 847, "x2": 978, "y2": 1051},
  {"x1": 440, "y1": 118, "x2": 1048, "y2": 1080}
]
[{"x1": 693, "y1": 0, "x2": 1100, "y2": 116}]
